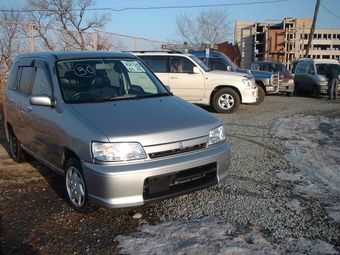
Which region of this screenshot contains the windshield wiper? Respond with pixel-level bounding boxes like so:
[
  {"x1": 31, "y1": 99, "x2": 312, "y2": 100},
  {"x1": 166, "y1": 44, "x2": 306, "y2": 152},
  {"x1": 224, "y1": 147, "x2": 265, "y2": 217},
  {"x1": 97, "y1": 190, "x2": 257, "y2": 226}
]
[
  {"x1": 134, "y1": 92, "x2": 173, "y2": 99},
  {"x1": 92, "y1": 94, "x2": 137, "y2": 103}
]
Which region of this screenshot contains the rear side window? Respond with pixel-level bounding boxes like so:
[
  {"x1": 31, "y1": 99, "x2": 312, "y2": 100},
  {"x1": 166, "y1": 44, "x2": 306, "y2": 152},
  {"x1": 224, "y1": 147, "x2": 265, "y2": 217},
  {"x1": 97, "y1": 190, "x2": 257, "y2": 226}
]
[
  {"x1": 18, "y1": 67, "x2": 34, "y2": 95},
  {"x1": 140, "y1": 56, "x2": 167, "y2": 72}
]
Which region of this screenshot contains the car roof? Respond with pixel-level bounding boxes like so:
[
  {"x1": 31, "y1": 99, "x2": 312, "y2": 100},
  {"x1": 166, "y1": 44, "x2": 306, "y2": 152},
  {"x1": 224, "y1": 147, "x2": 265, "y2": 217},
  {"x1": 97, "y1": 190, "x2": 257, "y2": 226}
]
[
  {"x1": 15, "y1": 51, "x2": 136, "y2": 61},
  {"x1": 253, "y1": 60, "x2": 284, "y2": 64},
  {"x1": 296, "y1": 58, "x2": 339, "y2": 64}
]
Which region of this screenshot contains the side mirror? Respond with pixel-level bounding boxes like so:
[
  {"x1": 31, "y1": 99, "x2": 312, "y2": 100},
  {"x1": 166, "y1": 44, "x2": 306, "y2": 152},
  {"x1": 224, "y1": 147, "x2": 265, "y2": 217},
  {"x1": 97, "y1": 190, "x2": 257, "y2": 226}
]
[
  {"x1": 309, "y1": 69, "x2": 315, "y2": 75},
  {"x1": 165, "y1": 85, "x2": 171, "y2": 92},
  {"x1": 29, "y1": 95, "x2": 53, "y2": 106},
  {"x1": 227, "y1": 66, "x2": 231, "y2": 71}
]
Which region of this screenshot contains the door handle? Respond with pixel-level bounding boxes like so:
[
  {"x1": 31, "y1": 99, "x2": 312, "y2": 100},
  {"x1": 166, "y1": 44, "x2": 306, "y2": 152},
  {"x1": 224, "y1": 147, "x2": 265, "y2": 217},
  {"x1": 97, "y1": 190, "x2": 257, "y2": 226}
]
[{"x1": 170, "y1": 76, "x2": 179, "y2": 79}]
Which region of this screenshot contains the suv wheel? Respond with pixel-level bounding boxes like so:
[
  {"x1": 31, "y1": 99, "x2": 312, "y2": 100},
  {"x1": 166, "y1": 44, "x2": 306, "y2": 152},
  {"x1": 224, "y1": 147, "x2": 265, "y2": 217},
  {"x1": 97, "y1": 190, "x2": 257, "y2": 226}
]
[
  {"x1": 294, "y1": 83, "x2": 301, "y2": 96},
  {"x1": 9, "y1": 128, "x2": 28, "y2": 163},
  {"x1": 249, "y1": 85, "x2": 265, "y2": 105},
  {"x1": 286, "y1": 91, "x2": 293, "y2": 97},
  {"x1": 312, "y1": 85, "x2": 320, "y2": 98},
  {"x1": 212, "y1": 88, "x2": 240, "y2": 114},
  {"x1": 65, "y1": 158, "x2": 90, "y2": 213}
]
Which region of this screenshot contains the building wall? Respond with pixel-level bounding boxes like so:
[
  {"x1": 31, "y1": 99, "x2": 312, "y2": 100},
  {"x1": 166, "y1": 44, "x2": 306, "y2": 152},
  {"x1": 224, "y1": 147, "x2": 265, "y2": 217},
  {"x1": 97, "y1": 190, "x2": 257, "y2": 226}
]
[{"x1": 234, "y1": 21, "x2": 254, "y2": 68}]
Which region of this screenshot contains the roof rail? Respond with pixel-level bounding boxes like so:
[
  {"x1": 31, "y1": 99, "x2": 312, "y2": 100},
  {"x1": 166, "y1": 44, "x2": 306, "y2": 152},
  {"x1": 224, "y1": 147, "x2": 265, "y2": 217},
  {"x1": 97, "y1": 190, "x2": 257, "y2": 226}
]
[{"x1": 128, "y1": 50, "x2": 185, "y2": 54}]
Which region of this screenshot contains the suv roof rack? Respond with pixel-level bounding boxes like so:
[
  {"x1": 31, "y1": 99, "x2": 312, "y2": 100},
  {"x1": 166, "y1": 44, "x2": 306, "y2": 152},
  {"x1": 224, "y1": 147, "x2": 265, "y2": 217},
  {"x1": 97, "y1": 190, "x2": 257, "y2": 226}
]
[{"x1": 129, "y1": 50, "x2": 185, "y2": 54}]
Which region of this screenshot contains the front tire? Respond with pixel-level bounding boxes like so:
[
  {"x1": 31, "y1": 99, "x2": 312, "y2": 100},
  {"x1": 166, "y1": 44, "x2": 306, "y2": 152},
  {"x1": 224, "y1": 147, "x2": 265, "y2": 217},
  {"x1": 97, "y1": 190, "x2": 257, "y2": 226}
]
[
  {"x1": 65, "y1": 158, "x2": 90, "y2": 213},
  {"x1": 312, "y1": 85, "x2": 320, "y2": 98},
  {"x1": 212, "y1": 88, "x2": 240, "y2": 114},
  {"x1": 9, "y1": 128, "x2": 28, "y2": 163},
  {"x1": 286, "y1": 91, "x2": 293, "y2": 97},
  {"x1": 249, "y1": 85, "x2": 265, "y2": 105}
]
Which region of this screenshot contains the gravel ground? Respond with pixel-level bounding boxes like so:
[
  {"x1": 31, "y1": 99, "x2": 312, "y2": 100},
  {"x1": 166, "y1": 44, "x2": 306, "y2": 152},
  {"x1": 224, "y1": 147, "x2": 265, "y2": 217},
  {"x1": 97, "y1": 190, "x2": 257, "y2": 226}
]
[{"x1": 1, "y1": 94, "x2": 340, "y2": 254}]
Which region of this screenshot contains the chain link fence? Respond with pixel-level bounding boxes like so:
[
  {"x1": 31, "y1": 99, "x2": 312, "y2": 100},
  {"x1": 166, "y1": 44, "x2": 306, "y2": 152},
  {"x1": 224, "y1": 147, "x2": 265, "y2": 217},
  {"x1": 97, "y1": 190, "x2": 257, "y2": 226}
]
[{"x1": 0, "y1": 20, "x2": 173, "y2": 103}]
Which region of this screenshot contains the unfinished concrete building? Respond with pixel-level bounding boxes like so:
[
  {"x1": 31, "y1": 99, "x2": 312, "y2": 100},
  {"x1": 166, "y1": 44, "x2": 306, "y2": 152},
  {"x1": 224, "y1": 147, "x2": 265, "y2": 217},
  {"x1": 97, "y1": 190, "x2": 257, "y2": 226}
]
[{"x1": 235, "y1": 18, "x2": 340, "y2": 69}]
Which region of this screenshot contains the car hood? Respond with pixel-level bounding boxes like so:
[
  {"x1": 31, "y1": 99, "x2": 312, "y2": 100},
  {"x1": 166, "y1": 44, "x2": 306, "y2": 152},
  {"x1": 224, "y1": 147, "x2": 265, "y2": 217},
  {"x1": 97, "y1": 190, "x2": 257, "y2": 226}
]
[
  {"x1": 247, "y1": 69, "x2": 272, "y2": 78},
  {"x1": 69, "y1": 96, "x2": 221, "y2": 146},
  {"x1": 210, "y1": 70, "x2": 248, "y2": 78}
]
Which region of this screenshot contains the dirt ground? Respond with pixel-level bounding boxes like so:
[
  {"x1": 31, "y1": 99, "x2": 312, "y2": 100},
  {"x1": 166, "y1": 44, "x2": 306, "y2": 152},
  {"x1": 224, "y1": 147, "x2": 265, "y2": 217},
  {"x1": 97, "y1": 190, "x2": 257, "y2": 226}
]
[{"x1": 0, "y1": 104, "x2": 160, "y2": 255}]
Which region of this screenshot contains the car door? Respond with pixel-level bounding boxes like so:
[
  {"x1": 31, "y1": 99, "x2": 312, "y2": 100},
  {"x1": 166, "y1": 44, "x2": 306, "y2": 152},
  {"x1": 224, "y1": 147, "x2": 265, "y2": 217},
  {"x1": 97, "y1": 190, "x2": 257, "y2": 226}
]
[
  {"x1": 167, "y1": 56, "x2": 205, "y2": 101},
  {"x1": 294, "y1": 61, "x2": 309, "y2": 92},
  {"x1": 6, "y1": 59, "x2": 35, "y2": 148},
  {"x1": 27, "y1": 59, "x2": 62, "y2": 166},
  {"x1": 304, "y1": 62, "x2": 316, "y2": 93}
]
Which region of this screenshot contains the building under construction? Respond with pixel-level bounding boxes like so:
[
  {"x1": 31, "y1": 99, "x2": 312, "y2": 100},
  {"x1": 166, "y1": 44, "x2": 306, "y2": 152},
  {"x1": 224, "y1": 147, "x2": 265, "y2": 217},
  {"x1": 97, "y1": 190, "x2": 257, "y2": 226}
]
[{"x1": 234, "y1": 18, "x2": 340, "y2": 69}]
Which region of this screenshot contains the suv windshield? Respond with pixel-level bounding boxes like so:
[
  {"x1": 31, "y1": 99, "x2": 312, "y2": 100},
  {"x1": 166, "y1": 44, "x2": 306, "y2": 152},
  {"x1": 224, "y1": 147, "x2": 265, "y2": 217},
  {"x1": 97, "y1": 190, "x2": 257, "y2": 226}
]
[{"x1": 57, "y1": 58, "x2": 169, "y2": 103}]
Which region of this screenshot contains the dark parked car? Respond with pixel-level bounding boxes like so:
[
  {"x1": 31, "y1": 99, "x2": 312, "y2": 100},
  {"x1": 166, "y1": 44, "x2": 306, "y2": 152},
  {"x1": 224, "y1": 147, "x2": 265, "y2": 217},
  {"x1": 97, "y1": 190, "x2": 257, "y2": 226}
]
[
  {"x1": 292, "y1": 58, "x2": 340, "y2": 97},
  {"x1": 250, "y1": 60, "x2": 294, "y2": 97},
  {"x1": 3, "y1": 51, "x2": 230, "y2": 212}
]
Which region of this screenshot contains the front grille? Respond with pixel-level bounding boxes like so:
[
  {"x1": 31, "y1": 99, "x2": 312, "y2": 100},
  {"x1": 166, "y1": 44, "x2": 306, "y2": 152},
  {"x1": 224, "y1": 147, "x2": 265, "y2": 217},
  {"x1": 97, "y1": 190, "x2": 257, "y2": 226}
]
[
  {"x1": 148, "y1": 143, "x2": 206, "y2": 159},
  {"x1": 143, "y1": 162, "x2": 217, "y2": 203}
]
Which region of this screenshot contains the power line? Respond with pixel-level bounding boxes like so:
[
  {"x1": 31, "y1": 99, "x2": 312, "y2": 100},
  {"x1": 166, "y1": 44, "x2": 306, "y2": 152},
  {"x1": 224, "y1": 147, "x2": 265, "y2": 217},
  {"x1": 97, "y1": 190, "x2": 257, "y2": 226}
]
[
  {"x1": 320, "y1": 3, "x2": 340, "y2": 19},
  {"x1": 0, "y1": 0, "x2": 289, "y2": 13}
]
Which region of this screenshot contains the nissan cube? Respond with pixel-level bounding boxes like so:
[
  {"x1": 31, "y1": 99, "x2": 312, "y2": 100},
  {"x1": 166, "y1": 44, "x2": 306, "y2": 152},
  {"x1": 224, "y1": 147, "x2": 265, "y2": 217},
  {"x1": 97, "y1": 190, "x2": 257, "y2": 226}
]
[{"x1": 3, "y1": 51, "x2": 230, "y2": 212}]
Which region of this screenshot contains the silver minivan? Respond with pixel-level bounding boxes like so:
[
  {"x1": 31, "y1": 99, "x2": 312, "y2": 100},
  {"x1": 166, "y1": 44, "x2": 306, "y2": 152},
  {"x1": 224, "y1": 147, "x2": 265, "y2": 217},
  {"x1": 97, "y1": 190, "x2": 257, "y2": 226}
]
[
  {"x1": 3, "y1": 51, "x2": 230, "y2": 212},
  {"x1": 293, "y1": 58, "x2": 340, "y2": 97}
]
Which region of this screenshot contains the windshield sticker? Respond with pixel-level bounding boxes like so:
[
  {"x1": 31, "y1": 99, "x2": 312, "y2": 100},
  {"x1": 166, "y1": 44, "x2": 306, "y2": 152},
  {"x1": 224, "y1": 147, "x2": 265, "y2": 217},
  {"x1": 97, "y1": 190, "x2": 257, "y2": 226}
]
[
  {"x1": 74, "y1": 64, "x2": 96, "y2": 77},
  {"x1": 122, "y1": 61, "x2": 145, "y2": 72}
]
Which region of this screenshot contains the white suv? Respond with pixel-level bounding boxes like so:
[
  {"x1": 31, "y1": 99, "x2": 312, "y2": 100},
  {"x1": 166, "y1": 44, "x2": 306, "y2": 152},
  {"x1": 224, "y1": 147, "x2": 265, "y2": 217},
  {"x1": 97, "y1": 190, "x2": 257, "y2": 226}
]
[{"x1": 133, "y1": 51, "x2": 258, "y2": 114}]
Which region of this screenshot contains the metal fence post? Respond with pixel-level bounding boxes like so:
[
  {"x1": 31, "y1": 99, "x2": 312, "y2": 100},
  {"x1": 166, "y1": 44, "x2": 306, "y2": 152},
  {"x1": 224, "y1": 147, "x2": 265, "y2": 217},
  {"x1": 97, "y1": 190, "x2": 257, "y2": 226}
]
[
  {"x1": 93, "y1": 30, "x2": 97, "y2": 51},
  {"x1": 29, "y1": 24, "x2": 34, "y2": 52}
]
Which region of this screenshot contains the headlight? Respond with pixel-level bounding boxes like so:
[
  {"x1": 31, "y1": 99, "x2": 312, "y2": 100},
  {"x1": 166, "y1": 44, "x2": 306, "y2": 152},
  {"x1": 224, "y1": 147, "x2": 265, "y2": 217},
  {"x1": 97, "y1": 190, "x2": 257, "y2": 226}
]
[
  {"x1": 242, "y1": 78, "x2": 255, "y2": 87},
  {"x1": 92, "y1": 142, "x2": 147, "y2": 162},
  {"x1": 208, "y1": 125, "x2": 226, "y2": 146},
  {"x1": 288, "y1": 79, "x2": 294, "y2": 84}
]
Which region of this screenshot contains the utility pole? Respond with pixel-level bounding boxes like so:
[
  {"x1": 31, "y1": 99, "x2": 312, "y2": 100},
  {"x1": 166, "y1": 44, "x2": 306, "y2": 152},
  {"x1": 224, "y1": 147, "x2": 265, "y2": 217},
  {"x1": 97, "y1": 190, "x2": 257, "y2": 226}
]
[{"x1": 304, "y1": 0, "x2": 320, "y2": 58}]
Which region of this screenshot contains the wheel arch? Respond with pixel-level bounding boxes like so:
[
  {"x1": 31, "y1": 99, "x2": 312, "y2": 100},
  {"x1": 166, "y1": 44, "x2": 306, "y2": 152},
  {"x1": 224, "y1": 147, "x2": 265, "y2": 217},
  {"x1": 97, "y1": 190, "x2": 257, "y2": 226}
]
[
  {"x1": 61, "y1": 147, "x2": 79, "y2": 170},
  {"x1": 210, "y1": 85, "x2": 241, "y2": 106},
  {"x1": 255, "y1": 81, "x2": 266, "y2": 94}
]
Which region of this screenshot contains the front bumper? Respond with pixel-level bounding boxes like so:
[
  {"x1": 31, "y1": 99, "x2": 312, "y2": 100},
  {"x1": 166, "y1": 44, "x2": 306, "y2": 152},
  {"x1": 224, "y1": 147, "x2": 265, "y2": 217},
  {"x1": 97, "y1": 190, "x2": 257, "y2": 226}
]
[
  {"x1": 82, "y1": 142, "x2": 230, "y2": 208},
  {"x1": 279, "y1": 83, "x2": 294, "y2": 93},
  {"x1": 240, "y1": 86, "x2": 258, "y2": 103}
]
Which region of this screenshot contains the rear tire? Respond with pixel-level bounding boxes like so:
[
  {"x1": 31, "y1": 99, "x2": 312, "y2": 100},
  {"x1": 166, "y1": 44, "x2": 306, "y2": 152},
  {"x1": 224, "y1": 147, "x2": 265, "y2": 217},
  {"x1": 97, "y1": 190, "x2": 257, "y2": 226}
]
[
  {"x1": 9, "y1": 128, "x2": 28, "y2": 163},
  {"x1": 212, "y1": 88, "x2": 240, "y2": 114},
  {"x1": 286, "y1": 91, "x2": 293, "y2": 97}
]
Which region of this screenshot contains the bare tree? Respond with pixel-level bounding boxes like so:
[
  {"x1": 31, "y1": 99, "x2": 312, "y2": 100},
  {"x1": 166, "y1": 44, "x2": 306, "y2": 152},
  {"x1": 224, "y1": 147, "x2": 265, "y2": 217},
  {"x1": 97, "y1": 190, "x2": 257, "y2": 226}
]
[
  {"x1": 25, "y1": 0, "x2": 111, "y2": 50},
  {"x1": 0, "y1": 7, "x2": 25, "y2": 70},
  {"x1": 175, "y1": 8, "x2": 232, "y2": 49}
]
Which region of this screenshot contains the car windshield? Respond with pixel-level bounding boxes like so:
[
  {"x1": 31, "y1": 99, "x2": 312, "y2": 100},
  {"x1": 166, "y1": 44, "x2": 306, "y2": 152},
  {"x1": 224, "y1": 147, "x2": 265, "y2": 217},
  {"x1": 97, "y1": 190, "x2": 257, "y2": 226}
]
[
  {"x1": 188, "y1": 55, "x2": 210, "y2": 72},
  {"x1": 316, "y1": 63, "x2": 340, "y2": 75},
  {"x1": 252, "y1": 62, "x2": 289, "y2": 73},
  {"x1": 219, "y1": 53, "x2": 239, "y2": 71},
  {"x1": 57, "y1": 58, "x2": 170, "y2": 103}
]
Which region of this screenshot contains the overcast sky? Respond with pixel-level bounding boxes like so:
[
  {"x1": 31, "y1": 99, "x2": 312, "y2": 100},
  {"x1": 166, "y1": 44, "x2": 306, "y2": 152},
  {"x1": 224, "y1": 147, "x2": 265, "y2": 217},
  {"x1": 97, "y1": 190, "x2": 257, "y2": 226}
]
[{"x1": 4, "y1": 0, "x2": 340, "y2": 42}]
